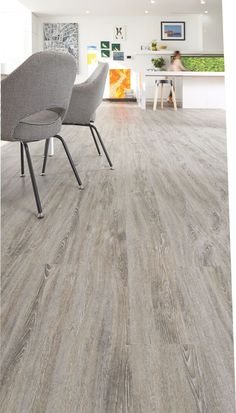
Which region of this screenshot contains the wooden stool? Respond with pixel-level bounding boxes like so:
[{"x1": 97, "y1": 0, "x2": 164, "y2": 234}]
[{"x1": 153, "y1": 79, "x2": 177, "y2": 111}]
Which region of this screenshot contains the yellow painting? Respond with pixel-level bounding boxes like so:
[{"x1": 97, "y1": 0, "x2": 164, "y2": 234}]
[
  {"x1": 87, "y1": 52, "x2": 97, "y2": 65},
  {"x1": 87, "y1": 46, "x2": 97, "y2": 66},
  {"x1": 109, "y1": 69, "x2": 131, "y2": 99}
]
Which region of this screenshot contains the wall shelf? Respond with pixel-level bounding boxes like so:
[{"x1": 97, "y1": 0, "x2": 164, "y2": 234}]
[{"x1": 135, "y1": 51, "x2": 174, "y2": 55}]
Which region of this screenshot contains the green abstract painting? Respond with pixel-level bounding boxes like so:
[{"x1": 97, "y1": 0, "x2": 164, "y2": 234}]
[
  {"x1": 112, "y1": 43, "x2": 121, "y2": 51},
  {"x1": 101, "y1": 41, "x2": 110, "y2": 49},
  {"x1": 181, "y1": 56, "x2": 225, "y2": 72},
  {"x1": 101, "y1": 49, "x2": 110, "y2": 58}
]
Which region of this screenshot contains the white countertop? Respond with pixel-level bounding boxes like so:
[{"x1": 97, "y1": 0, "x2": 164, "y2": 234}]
[
  {"x1": 135, "y1": 50, "x2": 224, "y2": 56},
  {"x1": 145, "y1": 70, "x2": 225, "y2": 77}
]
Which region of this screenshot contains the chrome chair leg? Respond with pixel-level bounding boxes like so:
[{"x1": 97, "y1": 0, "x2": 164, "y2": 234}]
[
  {"x1": 20, "y1": 142, "x2": 25, "y2": 177},
  {"x1": 89, "y1": 125, "x2": 101, "y2": 156},
  {"x1": 23, "y1": 142, "x2": 44, "y2": 219},
  {"x1": 54, "y1": 134, "x2": 84, "y2": 189},
  {"x1": 90, "y1": 124, "x2": 113, "y2": 169},
  {"x1": 41, "y1": 138, "x2": 50, "y2": 175}
]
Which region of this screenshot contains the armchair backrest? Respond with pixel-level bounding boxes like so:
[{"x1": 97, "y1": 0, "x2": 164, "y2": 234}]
[
  {"x1": 85, "y1": 62, "x2": 109, "y2": 108},
  {"x1": 63, "y1": 62, "x2": 109, "y2": 125},
  {"x1": 1, "y1": 51, "x2": 77, "y2": 141}
]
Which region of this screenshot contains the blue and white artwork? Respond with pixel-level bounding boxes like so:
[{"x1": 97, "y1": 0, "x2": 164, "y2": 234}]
[
  {"x1": 113, "y1": 51, "x2": 124, "y2": 61},
  {"x1": 161, "y1": 22, "x2": 185, "y2": 41},
  {"x1": 43, "y1": 23, "x2": 79, "y2": 68}
]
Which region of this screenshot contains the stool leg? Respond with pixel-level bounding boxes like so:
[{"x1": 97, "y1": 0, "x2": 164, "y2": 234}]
[
  {"x1": 171, "y1": 85, "x2": 177, "y2": 111},
  {"x1": 48, "y1": 138, "x2": 54, "y2": 156},
  {"x1": 153, "y1": 83, "x2": 158, "y2": 111},
  {"x1": 161, "y1": 84, "x2": 164, "y2": 109}
]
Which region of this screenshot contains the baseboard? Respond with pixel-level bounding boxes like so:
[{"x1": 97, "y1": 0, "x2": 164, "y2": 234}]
[{"x1": 103, "y1": 98, "x2": 137, "y2": 102}]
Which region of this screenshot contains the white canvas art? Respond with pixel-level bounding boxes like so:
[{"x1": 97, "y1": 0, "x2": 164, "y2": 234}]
[
  {"x1": 114, "y1": 26, "x2": 127, "y2": 40},
  {"x1": 43, "y1": 23, "x2": 79, "y2": 69}
]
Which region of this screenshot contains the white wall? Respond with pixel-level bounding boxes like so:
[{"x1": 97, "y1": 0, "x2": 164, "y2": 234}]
[
  {"x1": 0, "y1": 6, "x2": 224, "y2": 76},
  {"x1": 32, "y1": 13, "x2": 40, "y2": 54},
  {"x1": 36, "y1": 14, "x2": 204, "y2": 79},
  {"x1": 0, "y1": 0, "x2": 32, "y2": 74},
  {"x1": 34, "y1": 13, "x2": 226, "y2": 100},
  {"x1": 202, "y1": 10, "x2": 224, "y2": 52}
]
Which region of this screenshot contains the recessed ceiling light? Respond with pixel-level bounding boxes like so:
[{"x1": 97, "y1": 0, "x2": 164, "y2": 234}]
[
  {"x1": 150, "y1": 0, "x2": 156, "y2": 4},
  {"x1": 85, "y1": 10, "x2": 90, "y2": 14},
  {"x1": 201, "y1": 0, "x2": 206, "y2": 4},
  {"x1": 204, "y1": 10, "x2": 208, "y2": 13},
  {"x1": 145, "y1": 10, "x2": 149, "y2": 14}
]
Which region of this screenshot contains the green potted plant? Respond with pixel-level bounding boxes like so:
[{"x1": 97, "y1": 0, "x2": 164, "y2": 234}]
[
  {"x1": 151, "y1": 57, "x2": 165, "y2": 70},
  {"x1": 151, "y1": 40, "x2": 158, "y2": 51}
]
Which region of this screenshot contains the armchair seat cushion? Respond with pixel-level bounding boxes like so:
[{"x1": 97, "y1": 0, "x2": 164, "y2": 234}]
[
  {"x1": 12, "y1": 110, "x2": 62, "y2": 142},
  {"x1": 20, "y1": 109, "x2": 61, "y2": 125}
]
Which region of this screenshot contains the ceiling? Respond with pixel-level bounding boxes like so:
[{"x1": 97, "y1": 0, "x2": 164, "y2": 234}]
[{"x1": 19, "y1": 0, "x2": 222, "y2": 16}]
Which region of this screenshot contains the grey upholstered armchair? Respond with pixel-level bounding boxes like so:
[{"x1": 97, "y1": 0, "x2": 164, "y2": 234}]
[
  {"x1": 41, "y1": 62, "x2": 113, "y2": 176},
  {"x1": 1, "y1": 52, "x2": 83, "y2": 218}
]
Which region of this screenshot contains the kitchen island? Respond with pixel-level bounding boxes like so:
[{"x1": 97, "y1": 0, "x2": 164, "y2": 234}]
[
  {"x1": 134, "y1": 51, "x2": 225, "y2": 109},
  {"x1": 137, "y1": 70, "x2": 225, "y2": 110}
]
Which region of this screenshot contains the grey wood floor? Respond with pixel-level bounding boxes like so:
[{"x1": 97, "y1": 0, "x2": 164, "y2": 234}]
[{"x1": 1, "y1": 103, "x2": 235, "y2": 412}]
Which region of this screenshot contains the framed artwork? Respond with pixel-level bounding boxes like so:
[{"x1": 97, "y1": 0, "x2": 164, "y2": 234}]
[
  {"x1": 112, "y1": 43, "x2": 121, "y2": 51},
  {"x1": 113, "y1": 51, "x2": 124, "y2": 61},
  {"x1": 100, "y1": 41, "x2": 110, "y2": 49},
  {"x1": 161, "y1": 22, "x2": 185, "y2": 41},
  {"x1": 87, "y1": 45, "x2": 97, "y2": 66},
  {"x1": 101, "y1": 50, "x2": 110, "y2": 58},
  {"x1": 110, "y1": 69, "x2": 131, "y2": 98},
  {"x1": 114, "y1": 26, "x2": 126, "y2": 40},
  {"x1": 43, "y1": 23, "x2": 79, "y2": 69}
]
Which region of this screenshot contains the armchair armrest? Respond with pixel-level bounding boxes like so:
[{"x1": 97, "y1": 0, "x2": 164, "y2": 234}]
[
  {"x1": 63, "y1": 81, "x2": 100, "y2": 125},
  {"x1": 1, "y1": 52, "x2": 76, "y2": 141}
]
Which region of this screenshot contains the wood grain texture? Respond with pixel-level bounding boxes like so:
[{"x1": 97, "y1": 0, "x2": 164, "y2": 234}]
[{"x1": 1, "y1": 103, "x2": 235, "y2": 412}]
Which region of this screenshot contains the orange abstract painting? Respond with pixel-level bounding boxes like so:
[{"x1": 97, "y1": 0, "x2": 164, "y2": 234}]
[{"x1": 109, "y1": 69, "x2": 131, "y2": 99}]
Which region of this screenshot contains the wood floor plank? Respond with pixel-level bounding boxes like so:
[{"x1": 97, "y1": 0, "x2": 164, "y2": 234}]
[{"x1": 1, "y1": 104, "x2": 235, "y2": 412}]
